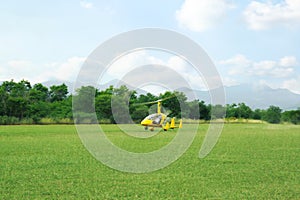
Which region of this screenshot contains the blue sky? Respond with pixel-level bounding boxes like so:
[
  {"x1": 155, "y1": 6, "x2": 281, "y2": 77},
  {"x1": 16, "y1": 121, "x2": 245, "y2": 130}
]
[{"x1": 0, "y1": 0, "x2": 299, "y2": 94}]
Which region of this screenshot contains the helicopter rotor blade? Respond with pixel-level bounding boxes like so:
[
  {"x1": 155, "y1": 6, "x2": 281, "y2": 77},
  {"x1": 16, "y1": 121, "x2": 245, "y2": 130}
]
[
  {"x1": 131, "y1": 95, "x2": 176, "y2": 106},
  {"x1": 158, "y1": 95, "x2": 177, "y2": 102}
]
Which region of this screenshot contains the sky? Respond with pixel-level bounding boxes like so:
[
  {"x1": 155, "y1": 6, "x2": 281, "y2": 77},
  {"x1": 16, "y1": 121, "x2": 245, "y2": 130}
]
[{"x1": 0, "y1": 0, "x2": 299, "y2": 94}]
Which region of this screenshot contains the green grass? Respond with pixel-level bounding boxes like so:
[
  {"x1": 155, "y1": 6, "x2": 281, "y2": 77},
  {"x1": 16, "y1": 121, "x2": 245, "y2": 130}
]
[{"x1": 0, "y1": 124, "x2": 299, "y2": 199}]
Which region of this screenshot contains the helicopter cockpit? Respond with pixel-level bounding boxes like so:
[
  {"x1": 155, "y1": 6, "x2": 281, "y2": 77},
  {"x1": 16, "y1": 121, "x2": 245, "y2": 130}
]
[{"x1": 145, "y1": 114, "x2": 163, "y2": 124}]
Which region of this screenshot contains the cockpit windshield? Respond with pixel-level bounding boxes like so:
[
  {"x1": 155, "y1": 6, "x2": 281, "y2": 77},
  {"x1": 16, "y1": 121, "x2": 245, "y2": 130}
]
[{"x1": 146, "y1": 114, "x2": 162, "y2": 124}]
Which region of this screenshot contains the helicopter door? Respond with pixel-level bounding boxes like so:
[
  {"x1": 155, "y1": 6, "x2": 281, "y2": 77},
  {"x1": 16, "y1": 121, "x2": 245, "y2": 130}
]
[{"x1": 153, "y1": 114, "x2": 162, "y2": 124}]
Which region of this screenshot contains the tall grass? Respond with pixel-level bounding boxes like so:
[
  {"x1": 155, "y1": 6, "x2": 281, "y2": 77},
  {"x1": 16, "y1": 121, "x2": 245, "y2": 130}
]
[{"x1": 183, "y1": 118, "x2": 266, "y2": 124}]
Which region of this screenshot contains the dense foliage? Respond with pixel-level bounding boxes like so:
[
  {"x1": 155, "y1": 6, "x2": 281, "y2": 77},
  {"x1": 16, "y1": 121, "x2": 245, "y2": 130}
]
[{"x1": 0, "y1": 80, "x2": 299, "y2": 125}]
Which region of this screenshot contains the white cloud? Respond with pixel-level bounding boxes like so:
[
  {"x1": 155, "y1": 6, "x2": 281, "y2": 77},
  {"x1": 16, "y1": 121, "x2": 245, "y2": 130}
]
[
  {"x1": 165, "y1": 56, "x2": 211, "y2": 90},
  {"x1": 167, "y1": 56, "x2": 189, "y2": 72},
  {"x1": 279, "y1": 56, "x2": 298, "y2": 67},
  {"x1": 0, "y1": 57, "x2": 85, "y2": 83},
  {"x1": 219, "y1": 54, "x2": 251, "y2": 75},
  {"x1": 107, "y1": 51, "x2": 196, "y2": 81},
  {"x1": 282, "y1": 76, "x2": 300, "y2": 94},
  {"x1": 106, "y1": 51, "x2": 164, "y2": 77},
  {"x1": 80, "y1": 1, "x2": 94, "y2": 9},
  {"x1": 244, "y1": 0, "x2": 300, "y2": 30},
  {"x1": 1, "y1": 60, "x2": 34, "y2": 81},
  {"x1": 219, "y1": 54, "x2": 251, "y2": 66},
  {"x1": 271, "y1": 67, "x2": 294, "y2": 78},
  {"x1": 105, "y1": 50, "x2": 209, "y2": 91},
  {"x1": 219, "y1": 54, "x2": 298, "y2": 78},
  {"x1": 222, "y1": 77, "x2": 239, "y2": 86},
  {"x1": 176, "y1": 0, "x2": 235, "y2": 32},
  {"x1": 252, "y1": 60, "x2": 277, "y2": 76},
  {"x1": 47, "y1": 57, "x2": 85, "y2": 81}
]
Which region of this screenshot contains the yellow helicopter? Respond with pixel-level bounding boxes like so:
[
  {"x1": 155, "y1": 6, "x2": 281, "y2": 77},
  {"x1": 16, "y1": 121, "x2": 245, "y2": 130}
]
[{"x1": 139, "y1": 97, "x2": 183, "y2": 131}]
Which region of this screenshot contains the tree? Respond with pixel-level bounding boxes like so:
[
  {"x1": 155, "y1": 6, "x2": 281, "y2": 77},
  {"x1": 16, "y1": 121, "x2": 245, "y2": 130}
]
[
  {"x1": 49, "y1": 96, "x2": 72, "y2": 120},
  {"x1": 136, "y1": 92, "x2": 157, "y2": 104},
  {"x1": 237, "y1": 103, "x2": 253, "y2": 119},
  {"x1": 29, "y1": 101, "x2": 50, "y2": 123},
  {"x1": 1, "y1": 79, "x2": 299, "y2": 125},
  {"x1": 282, "y1": 109, "x2": 300, "y2": 124},
  {"x1": 49, "y1": 84, "x2": 68, "y2": 102},
  {"x1": 199, "y1": 101, "x2": 210, "y2": 120},
  {"x1": 252, "y1": 109, "x2": 262, "y2": 120},
  {"x1": 73, "y1": 86, "x2": 96, "y2": 113},
  {"x1": 0, "y1": 80, "x2": 15, "y2": 116},
  {"x1": 263, "y1": 106, "x2": 282, "y2": 124},
  {"x1": 4, "y1": 80, "x2": 31, "y2": 119},
  {"x1": 226, "y1": 103, "x2": 238, "y2": 118},
  {"x1": 95, "y1": 93, "x2": 112, "y2": 121},
  {"x1": 111, "y1": 95, "x2": 131, "y2": 124},
  {"x1": 110, "y1": 86, "x2": 134, "y2": 124},
  {"x1": 160, "y1": 91, "x2": 188, "y2": 118},
  {"x1": 0, "y1": 86, "x2": 8, "y2": 116},
  {"x1": 211, "y1": 104, "x2": 226, "y2": 119},
  {"x1": 130, "y1": 105, "x2": 148, "y2": 122},
  {"x1": 226, "y1": 103, "x2": 253, "y2": 119},
  {"x1": 187, "y1": 100, "x2": 200, "y2": 119},
  {"x1": 30, "y1": 83, "x2": 49, "y2": 102}
]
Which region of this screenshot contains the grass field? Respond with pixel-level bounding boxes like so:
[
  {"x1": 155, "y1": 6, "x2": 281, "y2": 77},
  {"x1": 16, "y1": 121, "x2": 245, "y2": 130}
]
[{"x1": 0, "y1": 124, "x2": 299, "y2": 199}]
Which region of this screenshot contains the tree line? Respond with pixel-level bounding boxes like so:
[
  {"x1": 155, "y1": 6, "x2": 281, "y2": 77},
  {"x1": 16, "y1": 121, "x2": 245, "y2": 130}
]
[{"x1": 0, "y1": 80, "x2": 299, "y2": 125}]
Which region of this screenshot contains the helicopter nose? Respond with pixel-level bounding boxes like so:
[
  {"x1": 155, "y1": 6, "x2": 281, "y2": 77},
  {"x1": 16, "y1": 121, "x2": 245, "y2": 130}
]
[{"x1": 141, "y1": 119, "x2": 152, "y2": 126}]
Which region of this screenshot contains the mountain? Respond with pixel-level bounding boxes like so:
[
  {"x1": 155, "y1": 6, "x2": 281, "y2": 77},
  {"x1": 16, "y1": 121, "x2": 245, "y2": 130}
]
[
  {"x1": 42, "y1": 79, "x2": 148, "y2": 95},
  {"x1": 98, "y1": 79, "x2": 148, "y2": 95},
  {"x1": 42, "y1": 80, "x2": 74, "y2": 93},
  {"x1": 177, "y1": 84, "x2": 300, "y2": 110},
  {"x1": 226, "y1": 84, "x2": 300, "y2": 110},
  {"x1": 100, "y1": 81, "x2": 300, "y2": 110}
]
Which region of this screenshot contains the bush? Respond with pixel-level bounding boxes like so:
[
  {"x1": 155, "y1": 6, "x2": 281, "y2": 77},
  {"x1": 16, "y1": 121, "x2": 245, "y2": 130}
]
[
  {"x1": 39, "y1": 118, "x2": 56, "y2": 124},
  {"x1": 0, "y1": 116, "x2": 20, "y2": 125},
  {"x1": 73, "y1": 112, "x2": 98, "y2": 124},
  {"x1": 263, "y1": 106, "x2": 282, "y2": 124},
  {"x1": 20, "y1": 118, "x2": 33, "y2": 125},
  {"x1": 57, "y1": 118, "x2": 73, "y2": 124}
]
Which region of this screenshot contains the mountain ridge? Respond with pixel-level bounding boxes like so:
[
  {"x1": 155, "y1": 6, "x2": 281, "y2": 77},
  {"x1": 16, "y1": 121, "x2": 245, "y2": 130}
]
[{"x1": 177, "y1": 84, "x2": 300, "y2": 110}]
